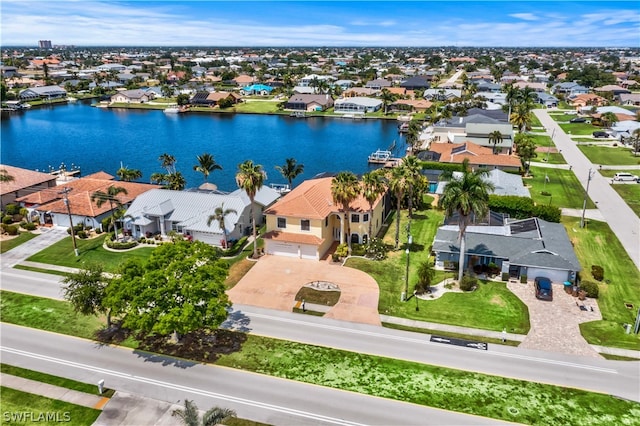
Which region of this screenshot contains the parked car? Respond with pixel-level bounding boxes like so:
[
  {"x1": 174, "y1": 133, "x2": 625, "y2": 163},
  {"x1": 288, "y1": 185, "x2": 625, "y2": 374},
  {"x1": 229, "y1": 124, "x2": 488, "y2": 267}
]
[
  {"x1": 613, "y1": 172, "x2": 639, "y2": 182},
  {"x1": 570, "y1": 117, "x2": 587, "y2": 123},
  {"x1": 534, "y1": 277, "x2": 553, "y2": 301},
  {"x1": 592, "y1": 131, "x2": 609, "y2": 138}
]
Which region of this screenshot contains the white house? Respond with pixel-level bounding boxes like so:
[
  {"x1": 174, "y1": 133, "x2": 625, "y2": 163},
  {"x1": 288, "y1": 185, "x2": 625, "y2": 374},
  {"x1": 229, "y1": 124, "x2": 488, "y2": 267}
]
[{"x1": 333, "y1": 97, "x2": 382, "y2": 114}]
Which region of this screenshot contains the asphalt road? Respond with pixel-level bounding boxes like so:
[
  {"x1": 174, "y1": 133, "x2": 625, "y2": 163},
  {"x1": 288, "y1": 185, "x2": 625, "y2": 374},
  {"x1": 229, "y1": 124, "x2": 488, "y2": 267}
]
[
  {"x1": 2, "y1": 268, "x2": 639, "y2": 403},
  {"x1": 533, "y1": 109, "x2": 640, "y2": 269},
  {"x1": 0, "y1": 323, "x2": 511, "y2": 426}
]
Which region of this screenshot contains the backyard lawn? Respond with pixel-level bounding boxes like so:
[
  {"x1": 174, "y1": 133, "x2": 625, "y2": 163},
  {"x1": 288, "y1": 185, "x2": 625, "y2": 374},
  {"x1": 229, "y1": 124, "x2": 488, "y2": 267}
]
[
  {"x1": 525, "y1": 167, "x2": 595, "y2": 209},
  {"x1": 562, "y1": 218, "x2": 640, "y2": 350},
  {"x1": 528, "y1": 134, "x2": 567, "y2": 164},
  {"x1": 578, "y1": 145, "x2": 640, "y2": 166},
  {"x1": 0, "y1": 231, "x2": 38, "y2": 254},
  {"x1": 558, "y1": 122, "x2": 601, "y2": 135}
]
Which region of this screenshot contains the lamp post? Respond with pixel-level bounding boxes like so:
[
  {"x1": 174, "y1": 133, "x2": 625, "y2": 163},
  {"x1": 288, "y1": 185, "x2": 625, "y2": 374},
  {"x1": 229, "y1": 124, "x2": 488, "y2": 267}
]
[
  {"x1": 403, "y1": 234, "x2": 412, "y2": 301},
  {"x1": 414, "y1": 290, "x2": 419, "y2": 311}
]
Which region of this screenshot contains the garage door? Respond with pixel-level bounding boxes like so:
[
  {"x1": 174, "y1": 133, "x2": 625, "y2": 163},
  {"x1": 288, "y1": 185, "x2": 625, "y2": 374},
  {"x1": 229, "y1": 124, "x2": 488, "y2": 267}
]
[
  {"x1": 526, "y1": 267, "x2": 569, "y2": 283},
  {"x1": 300, "y1": 244, "x2": 318, "y2": 260},
  {"x1": 267, "y1": 241, "x2": 298, "y2": 258}
]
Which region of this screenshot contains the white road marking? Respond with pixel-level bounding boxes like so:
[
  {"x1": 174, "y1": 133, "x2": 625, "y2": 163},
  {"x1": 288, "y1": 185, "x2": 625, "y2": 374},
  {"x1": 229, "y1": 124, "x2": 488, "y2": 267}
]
[{"x1": 0, "y1": 346, "x2": 367, "y2": 426}]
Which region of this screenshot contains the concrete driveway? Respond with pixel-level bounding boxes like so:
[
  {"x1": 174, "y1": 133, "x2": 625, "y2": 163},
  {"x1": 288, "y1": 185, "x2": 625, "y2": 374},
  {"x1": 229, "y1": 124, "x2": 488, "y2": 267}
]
[{"x1": 228, "y1": 255, "x2": 381, "y2": 326}]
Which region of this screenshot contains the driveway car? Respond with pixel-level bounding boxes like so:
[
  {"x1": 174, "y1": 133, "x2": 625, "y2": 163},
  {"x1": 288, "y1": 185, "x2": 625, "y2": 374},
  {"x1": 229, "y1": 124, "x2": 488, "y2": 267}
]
[
  {"x1": 570, "y1": 117, "x2": 587, "y2": 123},
  {"x1": 534, "y1": 277, "x2": 553, "y2": 301},
  {"x1": 613, "y1": 172, "x2": 639, "y2": 182},
  {"x1": 592, "y1": 131, "x2": 609, "y2": 138}
]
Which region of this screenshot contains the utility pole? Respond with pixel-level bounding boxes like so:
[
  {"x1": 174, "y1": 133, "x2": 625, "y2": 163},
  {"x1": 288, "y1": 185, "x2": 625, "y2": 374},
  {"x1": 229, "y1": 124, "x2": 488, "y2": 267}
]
[
  {"x1": 580, "y1": 169, "x2": 594, "y2": 229},
  {"x1": 60, "y1": 187, "x2": 79, "y2": 256}
]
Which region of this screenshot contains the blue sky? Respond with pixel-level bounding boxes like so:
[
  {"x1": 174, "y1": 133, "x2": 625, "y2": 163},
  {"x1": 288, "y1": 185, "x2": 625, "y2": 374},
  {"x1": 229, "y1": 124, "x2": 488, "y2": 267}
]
[{"x1": 2, "y1": 1, "x2": 639, "y2": 47}]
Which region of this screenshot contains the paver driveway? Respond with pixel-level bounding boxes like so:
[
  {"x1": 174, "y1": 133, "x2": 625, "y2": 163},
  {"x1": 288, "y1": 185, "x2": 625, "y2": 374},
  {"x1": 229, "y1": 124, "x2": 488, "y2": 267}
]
[{"x1": 228, "y1": 255, "x2": 381, "y2": 326}]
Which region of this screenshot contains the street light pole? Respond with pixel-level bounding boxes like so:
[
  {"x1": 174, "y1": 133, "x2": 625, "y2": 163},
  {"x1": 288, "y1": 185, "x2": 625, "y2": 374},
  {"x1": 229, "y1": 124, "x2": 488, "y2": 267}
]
[
  {"x1": 403, "y1": 234, "x2": 412, "y2": 302},
  {"x1": 60, "y1": 187, "x2": 79, "y2": 256},
  {"x1": 580, "y1": 168, "x2": 594, "y2": 228}
]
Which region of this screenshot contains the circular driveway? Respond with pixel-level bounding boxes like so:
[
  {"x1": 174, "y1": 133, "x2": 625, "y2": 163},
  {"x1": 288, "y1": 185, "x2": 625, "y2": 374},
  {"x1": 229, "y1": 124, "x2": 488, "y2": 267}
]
[{"x1": 227, "y1": 255, "x2": 381, "y2": 326}]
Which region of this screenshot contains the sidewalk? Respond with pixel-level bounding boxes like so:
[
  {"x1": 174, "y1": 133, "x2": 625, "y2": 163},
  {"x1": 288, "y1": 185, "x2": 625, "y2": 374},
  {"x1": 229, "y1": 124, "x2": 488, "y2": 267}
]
[{"x1": 0, "y1": 373, "x2": 109, "y2": 409}]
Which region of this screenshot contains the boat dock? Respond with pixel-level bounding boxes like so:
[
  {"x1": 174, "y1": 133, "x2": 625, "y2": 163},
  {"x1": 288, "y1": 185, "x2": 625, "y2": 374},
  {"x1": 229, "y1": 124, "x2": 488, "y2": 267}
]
[{"x1": 368, "y1": 149, "x2": 402, "y2": 167}]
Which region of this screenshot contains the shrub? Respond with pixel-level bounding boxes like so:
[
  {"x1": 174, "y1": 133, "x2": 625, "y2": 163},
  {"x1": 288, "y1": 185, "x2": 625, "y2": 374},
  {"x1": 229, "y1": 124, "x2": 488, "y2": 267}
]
[
  {"x1": 532, "y1": 204, "x2": 562, "y2": 223},
  {"x1": 580, "y1": 280, "x2": 599, "y2": 298},
  {"x1": 540, "y1": 191, "x2": 551, "y2": 196},
  {"x1": 520, "y1": 274, "x2": 528, "y2": 284},
  {"x1": 487, "y1": 262, "x2": 500, "y2": 276},
  {"x1": 22, "y1": 222, "x2": 37, "y2": 231},
  {"x1": 105, "y1": 238, "x2": 138, "y2": 250},
  {"x1": 95, "y1": 227, "x2": 103, "y2": 234},
  {"x1": 332, "y1": 253, "x2": 340, "y2": 262},
  {"x1": 501, "y1": 272, "x2": 510, "y2": 281},
  {"x1": 77, "y1": 230, "x2": 88, "y2": 239},
  {"x1": 4, "y1": 204, "x2": 20, "y2": 215},
  {"x1": 67, "y1": 224, "x2": 85, "y2": 235},
  {"x1": 335, "y1": 243, "x2": 349, "y2": 258},
  {"x1": 459, "y1": 275, "x2": 477, "y2": 291},
  {"x1": 351, "y1": 243, "x2": 366, "y2": 256},
  {"x1": 591, "y1": 265, "x2": 604, "y2": 281},
  {"x1": 365, "y1": 238, "x2": 387, "y2": 260},
  {"x1": 2, "y1": 224, "x2": 19, "y2": 235},
  {"x1": 2, "y1": 215, "x2": 13, "y2": 225}
]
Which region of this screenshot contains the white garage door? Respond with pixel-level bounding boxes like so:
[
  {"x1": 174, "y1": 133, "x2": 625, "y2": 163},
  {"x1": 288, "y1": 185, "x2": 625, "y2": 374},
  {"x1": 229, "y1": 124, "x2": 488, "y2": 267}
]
[
  {"x1": 300, "y1": 244, "x2": 318, "y2": 260},
  {"x1": 267, "y1": 241, "x2": 318, "y2": 260},
  {"x1": 526, "y1": 267, "x2": 569, "y2": 283}
]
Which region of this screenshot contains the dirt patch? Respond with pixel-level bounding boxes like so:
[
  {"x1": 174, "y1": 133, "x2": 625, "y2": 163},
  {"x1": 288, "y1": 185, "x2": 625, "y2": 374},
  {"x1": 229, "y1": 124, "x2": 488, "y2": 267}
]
[
  {"x1": 490, "y1": 295, "x2": 506, "y2": 307},
  {"x1": 594, "y1": 235, "x2": 603, "y2": 245}
]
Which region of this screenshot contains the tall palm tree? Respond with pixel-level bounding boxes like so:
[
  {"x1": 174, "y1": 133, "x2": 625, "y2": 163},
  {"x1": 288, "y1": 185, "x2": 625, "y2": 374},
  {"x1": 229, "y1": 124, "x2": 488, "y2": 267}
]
[
  {"x1": 171, "y1": 400, "x2": 236, "y2": 426},
  {"x1": 510, "y1": 103, "x2": 532, "y2": 133},
  {"x1": 193, "y1": 153, "x2": 222, "y2": 183},
  {"x1": 488, "y1": 130, "x2": 503, "y2": 154},
  {"x1": 387, "y1": 165, "x2": 410, "y2": 249},
  {"x1": 236, "y1": 160, "x2": 266, "y2": 259},
  {"x1": 361, "y1": 169, "x2": 386, "y2": 240},
  {"x1": 405, "y1": 120, "x2": 423, "y2": 153},
  {"x1": 158, "y1": 153, "x2": 177, "y2": 174},
  {"x1": 166, "y1": 171, "x2": 186, "y2": 191},
  {"x1": 275, "y1": 157, "x2": 304, "y2": 188},
  {"x1": 504, "y1": 84, "x2": 519, "y2": 121},
  {"x1": 438, "y1": 159, "x2": 494, "y2": 282},
  {"x1": 116, "y1": 166, "x2": 142, "y2": 182},
  {"x1": 0, "y1": 169, "x2": 14, "y2": 182},
  {"x1": 207, "y1": 203, "x2": 237, "y2": 249},
  {"x1": 380, "y1": 89, "x2": 396, "y2": 115},
  {"x1": 91, "y1": 185, "x2": 128, "y2": 237},
  {"x1": 330, "y1": 171, "x2": 360, "y2": 249},
  {"x1": 401, "y1": 155, "x2": 428, "y2": 218}
]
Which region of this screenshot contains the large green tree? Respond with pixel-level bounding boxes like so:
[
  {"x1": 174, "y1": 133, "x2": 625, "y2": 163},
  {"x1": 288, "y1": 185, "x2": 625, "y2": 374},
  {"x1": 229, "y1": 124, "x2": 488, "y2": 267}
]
[
  {"x1": 438, "y1": 159, "x2": 494, "y2": 282},
  {"x1": 236, "y1": 160, "x2": 266, "y2": 259},
  {"x1": 515, "y1": 133, "x2": 537, "y2": 175},
  {"x1": 275, "y1": 157, "x2": 304, "y2": 188},
  {"x1": 62, "y1": 263, "x2": 113, "y2": 328},
  {"x1": 105, "y1": 241, "x2": 230, "y2": 343},
  {"x1": 91, "y1": 185, "x2": 128, "y2": 237},
  {"x1": 330, "y1": 171, "x2": 360, "y2": 249},
  {"x1": 193, "y1": 153, "x2": 222, "y2": 183},
  {"x1": 380, "y1": 88, "x2": 397, "y2": 114}
]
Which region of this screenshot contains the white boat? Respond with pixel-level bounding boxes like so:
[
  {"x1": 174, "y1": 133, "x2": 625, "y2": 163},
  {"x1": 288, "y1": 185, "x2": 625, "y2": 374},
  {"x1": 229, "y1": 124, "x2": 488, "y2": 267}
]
[
  {"x1": 368, "y1": 149, "x2": 392, "y2": 164},
  {"x1": 163, "y1": 104, "x2": 181, "y2": 114},
  {"x1": 270, "y1": 183, "x2": 291, "y2": 194},
  {"x1": 66, "y1": 97, "x2": 78, "y2": 102}
]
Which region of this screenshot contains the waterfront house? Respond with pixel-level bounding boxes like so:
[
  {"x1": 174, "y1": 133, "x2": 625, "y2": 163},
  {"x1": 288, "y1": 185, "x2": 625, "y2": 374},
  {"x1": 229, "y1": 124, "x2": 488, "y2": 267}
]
[
  {"x1": 18, "y1": 85, "x2": 67, "y2": 101},
  {"x1": 0, "y1": 165, "x2": 57, "y2": 210},
  {"x1": 432, "y1": 217, "x2": 581, "y2": 283},
  {"x1": 435, "y1": 169, "x2": 530, "y2": 198},
  {"x1": 285, "y1": 94, "x2": 334, "y2": 112},
  {"x1": 420, "y1": 141, "x2": 521, "y2": 172},
  {"x1": 333, "y1": 97, "x2": 382, "y2": 114},
  {"x1": 262, "y1": 176, "x2": 390, "y2": 260},
  {"x1": 110, "y1": 89, "x2": 154, "y2": 104},
  {"x1": 389, "y1": 99, "x2": 433, "y2": 113},
  {"x1": 123, "y1": 186, "x2": 280, "y2": 247},
  {"x1": 239, "y1": 84, "x2": 273, "y2": 96}
]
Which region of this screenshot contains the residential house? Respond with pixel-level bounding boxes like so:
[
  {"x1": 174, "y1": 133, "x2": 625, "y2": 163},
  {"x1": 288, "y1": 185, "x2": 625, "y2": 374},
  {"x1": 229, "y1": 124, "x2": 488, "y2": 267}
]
[
  {"x1": 593, "y1": 85, "x2": 631, "y2": 96},
  {"x1": 285, "y1": 94, "x2": 334, "y2": 111},
  {"x1": 333, "y1": 97, "x2": 382, "y2": 114},
  {"x1": 432, "y1": 217, "x2": 581, "y2": 283},
  {"x1": 400, "y1": 75, "x2": 431, "y2": 90},
  {"x1": 262, "y1": 176, "x2": 389, "y2": 260},
  {"x1": 344, "y1": 87, "x2": 380, "y2": 97},
  {"x1": 423, "y1": 88, "x2": 462, "y2": 101},
  {"x1": 0, "y1": 165, "x2": 57, "y2": 209},
  {"x1": 476, "y1": 82, "x2": 502, "y2": 93},
  {"x1": 512, "y1": 81, "x2": 547, "y2": 92},
  {"x1": 365, "y1": 78, "x2": 392, "y2": 90},
  {"x1": 552, "y1": 82, "x2": 590, "y2": 97},
  {"x1": 190, "y1": 91, "x2": 242, "y2": 106},
  {"x1": 110, "y1": 89, "x2": 154, "y2": 104},
  {"x1": 389, "y1": 99, "x2": 433, "y2": 113},
  {"x1": 124, "y1": 187, "x2": 280, "y2": 247},
  {"x1": 536, "y1": 93, "x2": 559, "y2": 108},
  {"x1": 569, "y1": 93, "x2": 607, "y2": 108},
  {"x1": 618, "y1": 93, "x2": 640, "y2": 106},
  {"x1": 97, "y1": 63, "x2": 127, "y2": 72},
  {"x1": 435, "y1": 169, "x2": 530, "y2": 198},
  {"x1": 240, "y1": 84, "x2": 273, "y2": 96},
  {"x1": 16, "y1": 172, "x2": 156, "y2": 230},
  {"x1": 18, "y1": 85, "x2": 67, "y2": 101},
  {"x1": 420, "y1": 141, "x2": 521, "y2": 172},
  {"x1": 463, "y1": 123, "x2": 514, "y2": 154}
]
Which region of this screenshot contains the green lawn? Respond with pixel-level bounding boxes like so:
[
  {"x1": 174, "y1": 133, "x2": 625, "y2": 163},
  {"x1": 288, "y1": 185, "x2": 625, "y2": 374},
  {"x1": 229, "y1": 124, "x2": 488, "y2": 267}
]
[
  {"x1": 233, "y1": 100, "x2": 281, "y2": 114},
  {"x1": 1, "y1": 364, "x2": 114, "y2": 397},
  {"x1": 525, "y1": 167, "x2": 596, "y2": 209},
  {"x1": 578, "y1": 145, "x2": 640, "y2": 166},
  {"x1": 0, "y1": 387, "x2": 101, "y2": 426},
  {"x1": 562, "y1": 217, "x2": 640, "y2": 350},
  {"x1": 611, "y1": 184, "x2": 640, "y2": 217},
  {"x1": 528, "y1": 113, "x2": 542, "y2": 128},
  {"x1": 26, "y1": 235, "x2": 155, "y2": 273},
  {"x1": 0, "y1": 231, "x2": 38, "y2": 254},
  {"x1": 549, "y1": 113, "x2": 577, "y2": 122},
  {"x1": 529, "y1": 133, "x2": 566, "y2": 165},
  {"x1": 558, "y1": 123, "x2": 601, "y2": 135},
  {"x1": 345, "y1": 208, "x2": 530, "y2": 333}
]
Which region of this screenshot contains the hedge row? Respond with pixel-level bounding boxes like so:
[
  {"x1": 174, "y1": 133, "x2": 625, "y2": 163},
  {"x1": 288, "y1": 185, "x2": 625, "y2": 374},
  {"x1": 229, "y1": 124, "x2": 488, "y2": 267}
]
[{"x1": 489, "y1": 195, "x2": 561, "y2": 223}]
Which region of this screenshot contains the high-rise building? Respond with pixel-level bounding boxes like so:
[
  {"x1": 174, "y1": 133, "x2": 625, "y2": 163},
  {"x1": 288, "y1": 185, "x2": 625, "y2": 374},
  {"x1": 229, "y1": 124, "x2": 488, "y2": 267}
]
[{"x1": 38, "y1": 40, "x2": 52, "y2": 49}]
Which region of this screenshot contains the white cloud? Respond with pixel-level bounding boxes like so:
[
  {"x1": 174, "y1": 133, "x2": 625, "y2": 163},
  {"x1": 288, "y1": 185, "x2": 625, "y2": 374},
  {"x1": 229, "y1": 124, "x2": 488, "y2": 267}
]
[{"x1": 510, "y1": 13, "x2": 538, "y2": 21}]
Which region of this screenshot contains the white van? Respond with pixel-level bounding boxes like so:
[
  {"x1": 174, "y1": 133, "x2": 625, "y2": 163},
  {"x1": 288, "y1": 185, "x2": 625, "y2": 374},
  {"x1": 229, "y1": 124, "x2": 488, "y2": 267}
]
[{"x1": 613, "y1": 172, "x2": 639, "y2": 182}]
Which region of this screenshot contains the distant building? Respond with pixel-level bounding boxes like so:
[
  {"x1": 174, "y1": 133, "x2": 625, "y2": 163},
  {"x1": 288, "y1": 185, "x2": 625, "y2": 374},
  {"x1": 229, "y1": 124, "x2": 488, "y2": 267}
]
[{"x1": 38, "y1": 40, "x2": 52, "y2": 49}]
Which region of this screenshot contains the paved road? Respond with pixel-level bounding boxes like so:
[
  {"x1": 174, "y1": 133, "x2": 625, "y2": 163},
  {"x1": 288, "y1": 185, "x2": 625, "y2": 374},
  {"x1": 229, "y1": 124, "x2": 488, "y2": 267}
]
[
  {"x1": 534, "y1": 109, "x2": 640, "y2": 269},
  {"x1": 0, "y1": 323, "x2": 511, "y2": 426}
]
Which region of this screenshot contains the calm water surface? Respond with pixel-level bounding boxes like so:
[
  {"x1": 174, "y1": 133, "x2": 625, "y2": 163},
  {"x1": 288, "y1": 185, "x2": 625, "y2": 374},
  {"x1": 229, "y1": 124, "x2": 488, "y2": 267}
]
[{"x1": 1, "y1": 102, "x2": 402, "y2": 190}]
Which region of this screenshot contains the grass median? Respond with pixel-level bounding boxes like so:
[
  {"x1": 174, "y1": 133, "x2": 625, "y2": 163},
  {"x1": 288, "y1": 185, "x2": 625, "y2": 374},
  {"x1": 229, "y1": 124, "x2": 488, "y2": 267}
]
[
  {"x1": 0, "y1": 231, "x2": 38, "y2": 254},
  {"x1": 578, "y1": 145, "x2": 640, "y2": 166},
  {"x1": 1, "y1": 291, "x2": 637, "y2": 425},
  {"x1": 526, "y1": 166, "x2": 596, "y2": 209}
]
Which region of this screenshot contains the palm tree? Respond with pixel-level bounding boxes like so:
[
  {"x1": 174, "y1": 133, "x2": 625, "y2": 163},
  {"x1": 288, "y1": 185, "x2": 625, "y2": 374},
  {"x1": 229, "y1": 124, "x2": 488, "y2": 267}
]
[
  {"x1": 236, "y1": 160, "x2": 266, "y2": 259},
  {"x1": 91, "y1": 185, "x2": 128, "y2": 238},
  {"x1": 401, "y1": 155, "x2": 427, "y2": 218},
  {"x1": 510, "y1": 103, "x2": 532, "y2": 133},
  {"x1": 207, "y1": 203, "x2": 237, "y2": 249},
  {"x1": 275, "y1": 157, "x2": 304, "y2": 189},
  {"x1": 361, "y1": 169, "x2": 386, "y2": 240},
  {"x1": 632, "y1": 128, "x2": 640, "y2": 156},
  {"x1": 116, "y1": 166, "x2": 142, "y2": 182},
  {"x1": 380, "y1": 89, "x2": 396, "y2": 115},
  {"x1": 438, "y1": 159, "x2": 494, "y2": 282},
  {"x1": 171, "y1": 400, "x2": 236, "y2": 426},
  {"x1": 166, "y1": 171, "x2": 186, "y2": 191},
  {"x1": 504, "y1": 84, "x2": 519, "y2": 121},
  {"x1": 330, "y1": 171, "x2": 360, "y2": 250},
  {"x1": 387, "y1": 165, "x2": 410, "y2": 249},
  {"x1": 405, "y1": 120, "x2": 423, "y2": 153},
  {"x1": 600, "y1": 112, "x2": 618, "y2": 129},
  {"x1": 193, "y1": 153, "x2": 222, "y2": 183},
  {"x1": 158, "y1": 153, "x2": 177, "y2": 174},
  {"x1": 488, "y1": 130, "x2": 503, "y2": 154},
  {"x1": 515, "y1": 133, "x2": 537, "y2": 176},
  {"x1": 0, "y1": 169, "x2": 14, "y2": 182}
]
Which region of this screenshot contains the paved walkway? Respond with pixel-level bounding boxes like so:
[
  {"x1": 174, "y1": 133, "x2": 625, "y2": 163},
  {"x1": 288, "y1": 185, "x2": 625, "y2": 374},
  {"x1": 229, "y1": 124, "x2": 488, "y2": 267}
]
[
  {"x1": 0, "y1": 373, "x2": 109, "y2": 409},
  {"x1": 0, "y1": 227, "x2": 69, "y2": 269},
  {"x1": 94, "y1": 391, "x2": 182, "y2": 425},
  {"x1": 561, "y1": 208, "x2": 605, "y2": 221}
]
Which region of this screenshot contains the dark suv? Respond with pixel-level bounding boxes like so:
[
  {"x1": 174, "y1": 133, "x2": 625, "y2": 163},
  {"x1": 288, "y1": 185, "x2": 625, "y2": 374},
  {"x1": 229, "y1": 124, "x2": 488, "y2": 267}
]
[
  {"x1": 593, "y1": 131, "x2": 609, "y2": 138},
  {"x1": 534, "y1": 277, "x2": 553, "y2": 301},
  {"x1": 570, "y1": 117, "x2": 587, "y2": 123}
]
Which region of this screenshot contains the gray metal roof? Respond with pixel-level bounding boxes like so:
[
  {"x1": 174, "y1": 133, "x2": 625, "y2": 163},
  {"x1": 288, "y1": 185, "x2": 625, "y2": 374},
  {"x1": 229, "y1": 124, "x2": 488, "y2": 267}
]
[{"x1": 435, "y1": 169, "x2": 529, "y2": 198}]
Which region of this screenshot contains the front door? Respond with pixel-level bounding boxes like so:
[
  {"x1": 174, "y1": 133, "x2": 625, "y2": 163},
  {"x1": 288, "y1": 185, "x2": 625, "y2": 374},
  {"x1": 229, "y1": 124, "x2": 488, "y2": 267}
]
[{"x1": 509, "y1": 264, "x2": 520, "y2": 278}]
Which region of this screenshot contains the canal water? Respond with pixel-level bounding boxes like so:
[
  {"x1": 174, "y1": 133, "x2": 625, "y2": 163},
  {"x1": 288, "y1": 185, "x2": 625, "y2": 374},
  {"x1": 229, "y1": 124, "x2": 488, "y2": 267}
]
[{"x1": 1, "y1": 102, "x2": 402, "y2": 191}]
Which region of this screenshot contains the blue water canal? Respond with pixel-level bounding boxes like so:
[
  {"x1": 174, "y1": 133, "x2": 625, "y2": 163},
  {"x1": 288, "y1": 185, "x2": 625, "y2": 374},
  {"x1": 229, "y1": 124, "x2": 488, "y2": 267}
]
[{"x1": 1, "y1": 102, "x2": 402, "y2": 191}]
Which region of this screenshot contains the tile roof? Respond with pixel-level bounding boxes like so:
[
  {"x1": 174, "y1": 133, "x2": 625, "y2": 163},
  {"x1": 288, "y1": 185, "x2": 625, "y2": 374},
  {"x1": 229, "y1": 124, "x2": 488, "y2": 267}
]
[
  {"x1": 429, "y1": 141, "x2": 521, "y2": 168},
  {"x1": 263, "y1": 230, "x2": 324, "y2": 245},
  {"x1": 0, "y1": 165, "x2": 57, "y2": 196}
]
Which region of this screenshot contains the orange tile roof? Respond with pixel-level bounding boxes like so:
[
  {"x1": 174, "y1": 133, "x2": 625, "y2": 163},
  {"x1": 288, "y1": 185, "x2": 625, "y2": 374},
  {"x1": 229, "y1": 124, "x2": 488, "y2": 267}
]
[
  {"x1": 429, "y1": 141, "x2": 521, "y2": 168},
  {"x1": 263, "y1": 231, "x2": 324, "y2": 245},
  {"x1": 0, "y1": 164, "x2": 57, "y2": 196},
  {"x1": 264, "y1": 177, "x2": 382, "y2": 219}
]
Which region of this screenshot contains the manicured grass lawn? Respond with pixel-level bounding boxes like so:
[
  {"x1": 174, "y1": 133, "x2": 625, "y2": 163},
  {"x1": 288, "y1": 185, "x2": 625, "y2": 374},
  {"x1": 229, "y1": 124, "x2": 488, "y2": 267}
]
[
  {"x1": 1, "y1": 364, "x2": 114, "y2": 397},
  {"x1": 216, "y1": 334, "x2": 639, "y2": 426},
  {"x1": 345, "y1": 208, "x2": 530, "y2": 333},
  {"x1": 549, "y1": 113, "x2": 577, "y2": 122},
  {"x1": 0, "y1": 231, "x2": 38, "y2": 254},
  {"x1": 26, "y1": 235, "x2": 155, "y2": 273},
  {"x1": 528, "y1": 113, "x2": 542, "y2": 128},
  {"x1": 558, "y1": 123, "x2": 601, "y2": 135},
  {"x1": 611, "y1": 184, "x2": 640, "y2": 217},
  {"x1": 529, "y1": 133, "x2": 553, "y2": 147},
  {"x1": 525, "y1": 167, "x2": 596, "y2": 209},
  {"x1": 578, "y1": 145, "x2": 640, "y2": 166},
  {"x1": 562, "y1": 217, "x2": 640, "y2": 350},
  {"x1": 0, "y1": 387, "x2": 101, "y2": 426},
  {"x1": 234, "y1": 100, "x2": 281, "y2": 114}
]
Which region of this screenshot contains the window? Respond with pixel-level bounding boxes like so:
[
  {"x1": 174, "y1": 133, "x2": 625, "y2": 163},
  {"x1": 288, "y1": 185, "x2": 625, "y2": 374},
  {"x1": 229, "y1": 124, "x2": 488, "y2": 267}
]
[
  {"x1": 363, "y1": 213, "x2": 369, "y2": 222},
  {"x1": 301, "y1": 219, "x2": 310, "y2": 231},
  {"x1": 351, "y1": 214, "x2": 360, "y2": 223},
  {"x1": 350, "y1": 233, "x2": 360, "y2": 244},
  {"x1": 277, "y1": 217, "x2": 286, "y2": 228},
  {"x1": 325, "y1": 217, "x2": 328, "y2": 227}
]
